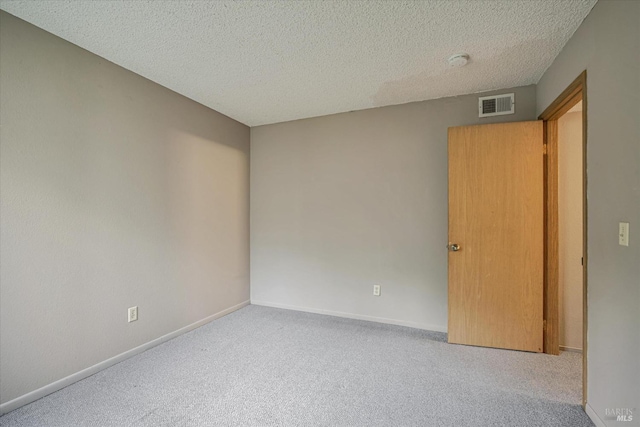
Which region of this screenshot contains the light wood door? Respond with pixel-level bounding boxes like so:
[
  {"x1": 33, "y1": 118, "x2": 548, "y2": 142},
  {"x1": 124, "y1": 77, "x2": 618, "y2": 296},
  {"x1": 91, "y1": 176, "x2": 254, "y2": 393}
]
[{"x1": 448, "y1": 121, "x2": 544, "y2": 352}]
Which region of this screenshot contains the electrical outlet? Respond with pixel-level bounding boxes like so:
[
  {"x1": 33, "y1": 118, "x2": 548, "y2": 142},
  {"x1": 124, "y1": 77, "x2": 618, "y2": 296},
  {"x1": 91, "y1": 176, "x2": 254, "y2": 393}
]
[
  {"x1": 373, "y1": 285, "x2": 381, "y2": 296},
  {"x1": 128, "y1": 306, "x2": 138, "y2": 323},
  {"x1": 619, "y1": 222, "x2": 629, "y2": 246}
]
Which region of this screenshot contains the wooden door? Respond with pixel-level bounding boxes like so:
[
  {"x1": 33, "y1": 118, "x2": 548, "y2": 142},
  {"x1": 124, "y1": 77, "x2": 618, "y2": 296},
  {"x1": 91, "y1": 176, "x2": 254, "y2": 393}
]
[{"x1": 448, "y1": 121, "x2": 544, "y2": 352}]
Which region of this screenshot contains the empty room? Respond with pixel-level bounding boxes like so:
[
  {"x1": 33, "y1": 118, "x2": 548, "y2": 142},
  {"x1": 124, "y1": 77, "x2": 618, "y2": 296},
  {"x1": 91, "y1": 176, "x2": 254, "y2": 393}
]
[{"x1": 0, "y1": 1, "x2": 638, "y2": 426}]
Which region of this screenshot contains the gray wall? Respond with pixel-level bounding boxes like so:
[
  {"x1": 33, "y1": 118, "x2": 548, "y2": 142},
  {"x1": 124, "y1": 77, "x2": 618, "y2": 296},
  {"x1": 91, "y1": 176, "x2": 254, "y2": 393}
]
[
  {"x1": 537, "y1": 0, "x2": 640, "y2": 423},
  {"x1": 0, "y1": 11, "x2": 250, "y2": 406},
  {"x1": 251, "y1": 85, "x2": 536, "y2": 331}
]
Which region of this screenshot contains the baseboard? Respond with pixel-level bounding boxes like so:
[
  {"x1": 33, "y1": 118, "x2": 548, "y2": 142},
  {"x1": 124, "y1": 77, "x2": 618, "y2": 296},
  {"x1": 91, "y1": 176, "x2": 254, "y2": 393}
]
[
  {"x1": 586, "y1": 402, "x2": 606, "y2": 427},
  {"x1": 560, "y1": 345, "x2": 583, "y2": 354},
  {"x1": 0, "y1": 300, "x2": 250, "y2": 416},
  {"x1": 251, "y1": 300, "x2": 447, "y2": 333}
]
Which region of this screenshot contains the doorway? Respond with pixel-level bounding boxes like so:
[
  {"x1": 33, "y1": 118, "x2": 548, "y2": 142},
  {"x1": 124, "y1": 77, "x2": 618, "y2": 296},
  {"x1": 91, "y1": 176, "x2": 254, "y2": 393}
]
[
  {"x1": 446, "y1": 72, "x2": 588, "y2": 406},
  {"x1": 539, "y1": 71, "x2": 587, "y2": 407},
  {"x1": 558, "y1": 101, "x2": 584, "y2": 355}
]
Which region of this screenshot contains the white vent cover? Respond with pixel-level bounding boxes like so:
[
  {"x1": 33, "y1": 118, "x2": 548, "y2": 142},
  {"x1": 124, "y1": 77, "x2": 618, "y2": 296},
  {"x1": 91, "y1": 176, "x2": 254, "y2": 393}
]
[{"x1": 478, "y1": 93, "x2": 515, "y2": 117}]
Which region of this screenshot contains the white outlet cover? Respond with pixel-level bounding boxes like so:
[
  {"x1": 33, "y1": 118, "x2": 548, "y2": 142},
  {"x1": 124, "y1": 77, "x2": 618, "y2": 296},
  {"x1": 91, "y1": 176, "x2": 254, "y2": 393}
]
[
  {"x1": 619, "y1": 222, "x2": 630, "y2": 246},
  {"x1": 128, "y1": 306, "x2": 138, "y2": 322}
]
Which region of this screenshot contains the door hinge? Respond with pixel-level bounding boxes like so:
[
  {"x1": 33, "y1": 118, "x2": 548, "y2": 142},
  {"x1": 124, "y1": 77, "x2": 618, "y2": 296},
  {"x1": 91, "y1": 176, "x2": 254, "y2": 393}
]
[
  {"x1": 543, "y1": 144, "x2": 548, "y2": 155},
  {"x1": 543, "y1": 319, "x2": 547, "y2": 332}
]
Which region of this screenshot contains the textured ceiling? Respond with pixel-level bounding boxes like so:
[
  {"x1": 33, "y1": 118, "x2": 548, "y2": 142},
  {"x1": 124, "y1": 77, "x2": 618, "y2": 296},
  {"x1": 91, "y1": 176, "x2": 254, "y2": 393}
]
[{"x1": 0, "y1": 0, "x2": 596, "y2": 126}]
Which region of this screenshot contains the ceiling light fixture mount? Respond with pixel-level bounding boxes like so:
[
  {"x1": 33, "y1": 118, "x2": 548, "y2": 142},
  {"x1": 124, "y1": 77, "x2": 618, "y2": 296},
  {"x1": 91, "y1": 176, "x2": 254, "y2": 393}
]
[{"x1": 448, "y1": 53, "x2": 470, "y2": 67}]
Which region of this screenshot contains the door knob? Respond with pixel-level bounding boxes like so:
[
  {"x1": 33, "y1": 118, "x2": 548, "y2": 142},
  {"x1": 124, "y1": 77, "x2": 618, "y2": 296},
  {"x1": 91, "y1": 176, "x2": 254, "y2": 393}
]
[{"x1": 447, "y1": 243, "x2": 461, "y2": 252}]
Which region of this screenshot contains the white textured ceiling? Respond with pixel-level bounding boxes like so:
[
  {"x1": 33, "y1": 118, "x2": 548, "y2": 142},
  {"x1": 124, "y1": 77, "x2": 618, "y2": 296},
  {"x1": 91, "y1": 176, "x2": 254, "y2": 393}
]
[{"x1": 0, "y1": 0, "x2": 596, "y2": 126}]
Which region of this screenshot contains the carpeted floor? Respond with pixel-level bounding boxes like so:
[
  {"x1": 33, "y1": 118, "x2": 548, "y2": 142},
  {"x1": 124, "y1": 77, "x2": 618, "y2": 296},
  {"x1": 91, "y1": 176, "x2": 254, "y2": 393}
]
[{"x1": 0, "y1": 305, "x2": 593, "y2": 427}]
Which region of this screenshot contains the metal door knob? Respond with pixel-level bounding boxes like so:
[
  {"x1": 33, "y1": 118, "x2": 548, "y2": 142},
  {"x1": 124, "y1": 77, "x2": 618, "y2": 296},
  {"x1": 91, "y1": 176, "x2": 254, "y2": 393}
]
[{"x1": 447, "y1": 243, "x2": 461, "y2": 252}]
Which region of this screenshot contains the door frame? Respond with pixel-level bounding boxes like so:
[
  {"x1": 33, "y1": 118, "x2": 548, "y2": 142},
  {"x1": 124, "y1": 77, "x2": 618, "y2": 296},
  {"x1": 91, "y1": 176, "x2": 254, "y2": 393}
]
[{"x1": 538, "y1": 70, "x2": 587, "y2": 407}]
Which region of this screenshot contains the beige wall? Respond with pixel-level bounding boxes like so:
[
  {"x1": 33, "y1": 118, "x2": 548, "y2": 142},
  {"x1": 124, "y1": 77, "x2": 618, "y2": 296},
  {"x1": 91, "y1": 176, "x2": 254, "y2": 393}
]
[
  {"x1": 251, "y1": 86, "x2": 537, "y2": 331},
  {"x1": 558, "y1": 110, "x2": 583, "y2": 352},
  {"x1": 537, "y1": 0, "x2": 639, "y2": 423},
  {"x1": 0, "y1": 11, "x2": 250, "y2": 407}
]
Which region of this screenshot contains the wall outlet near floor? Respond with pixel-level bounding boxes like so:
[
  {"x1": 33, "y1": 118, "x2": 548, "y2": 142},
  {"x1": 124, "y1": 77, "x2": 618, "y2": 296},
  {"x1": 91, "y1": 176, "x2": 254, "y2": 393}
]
[
  {"x1": 373, "y1": 285, "x2": 381, "y2": 296},
  {"x1": 128, "y1": 306, "x2": 138, "y2": 323},
  {"x1": 619, "y1": 222, "x2": 629, "y2": 246}
]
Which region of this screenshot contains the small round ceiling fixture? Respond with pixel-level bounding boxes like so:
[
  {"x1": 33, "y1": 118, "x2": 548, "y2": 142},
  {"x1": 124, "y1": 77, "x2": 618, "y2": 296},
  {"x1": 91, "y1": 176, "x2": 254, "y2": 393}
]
[{"x1": 448, "y1": 53, "x2": 469, "y2": 67}]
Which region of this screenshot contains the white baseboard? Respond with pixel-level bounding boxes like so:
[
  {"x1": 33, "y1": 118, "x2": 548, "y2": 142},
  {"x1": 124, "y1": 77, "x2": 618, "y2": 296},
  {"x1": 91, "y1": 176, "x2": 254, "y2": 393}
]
[
  {"x1": 586, "y1": 402, "x2": 606, "y2": 427},
  {"x1": 0, "y1": 300, "x2": 250, "y2": 416},
  {"x1": 251, "y1": 300, "x2": 447, "y2": 333},
  {"x1": 560, "y1": 345, "x2": 583, "y2": 354}
]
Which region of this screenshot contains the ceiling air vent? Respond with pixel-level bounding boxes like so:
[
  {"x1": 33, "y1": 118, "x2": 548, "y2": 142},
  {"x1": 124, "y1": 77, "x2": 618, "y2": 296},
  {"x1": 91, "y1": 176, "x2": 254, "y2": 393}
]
[{"x1": 478, "y1": 93, "x2": 515, "y2": 118}]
